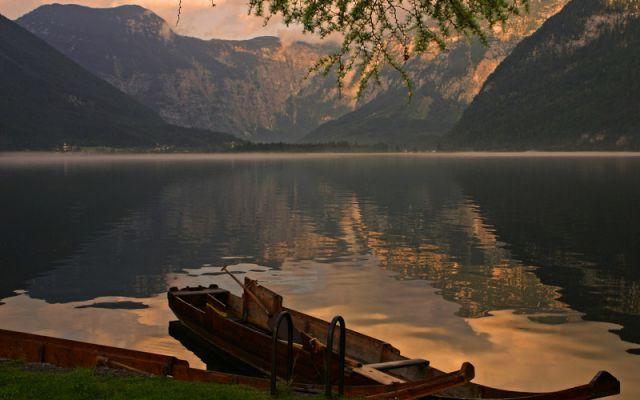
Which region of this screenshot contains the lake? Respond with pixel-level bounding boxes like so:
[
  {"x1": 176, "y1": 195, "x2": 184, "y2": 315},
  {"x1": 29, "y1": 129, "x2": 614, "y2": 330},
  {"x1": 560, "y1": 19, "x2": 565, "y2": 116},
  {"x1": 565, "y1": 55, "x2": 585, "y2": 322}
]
[{"x1": 1, "y1": 152, "x2": 638, "y2": 397}]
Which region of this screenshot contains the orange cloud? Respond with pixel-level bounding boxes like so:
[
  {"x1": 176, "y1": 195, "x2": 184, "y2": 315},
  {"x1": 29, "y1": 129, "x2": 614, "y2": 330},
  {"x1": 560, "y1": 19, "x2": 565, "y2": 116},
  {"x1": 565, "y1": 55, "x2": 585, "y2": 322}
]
[{"x1": 0, "y1": 0, "x2": 293, "y2": 40}]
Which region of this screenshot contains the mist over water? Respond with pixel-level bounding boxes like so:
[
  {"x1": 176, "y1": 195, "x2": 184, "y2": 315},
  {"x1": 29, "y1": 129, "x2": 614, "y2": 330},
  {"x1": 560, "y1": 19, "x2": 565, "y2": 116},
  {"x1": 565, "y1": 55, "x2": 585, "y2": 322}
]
[{"x1": 1, "y1": 153, "x2": 639, "y2": 397}]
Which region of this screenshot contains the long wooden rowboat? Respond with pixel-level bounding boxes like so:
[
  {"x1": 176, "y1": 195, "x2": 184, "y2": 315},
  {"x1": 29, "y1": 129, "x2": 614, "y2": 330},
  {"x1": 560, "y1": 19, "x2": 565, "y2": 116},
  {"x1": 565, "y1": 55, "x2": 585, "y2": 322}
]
[
  {"x1": 0, "y1": 327, "x2": 271, "y2": 387},
  {"x1": 0, "y1": 327, "x2": 474, "y2": 399},
  {"x1": 168, "y1": 278, "x2": 620, "y2": 399}
]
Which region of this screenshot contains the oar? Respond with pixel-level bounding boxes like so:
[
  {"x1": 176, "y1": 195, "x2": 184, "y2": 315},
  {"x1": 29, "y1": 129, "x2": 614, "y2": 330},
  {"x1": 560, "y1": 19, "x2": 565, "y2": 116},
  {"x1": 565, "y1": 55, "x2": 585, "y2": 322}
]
[{"x1": 219, "y1": 256, "x2": 272, "y2": 317}]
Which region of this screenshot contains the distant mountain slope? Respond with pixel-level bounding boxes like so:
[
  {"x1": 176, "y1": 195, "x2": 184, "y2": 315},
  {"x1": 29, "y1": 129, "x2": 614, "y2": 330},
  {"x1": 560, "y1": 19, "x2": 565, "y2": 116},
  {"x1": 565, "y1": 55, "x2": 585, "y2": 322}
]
[
  {"x1": 302, "y1": 40, "x2": 493, "y2": 147},
  {"x1": 17, "y1": 4, "x2": 352, "y2": 142},
  {"x1": 302, "y1": 1, "x2": 568, "y2": 146},
  {"x1": 0, "y1": 14, "x2": 236, "y2": 150},
  {"x1": 442, "y1": 0, "x2": 640, "y2": 150}
]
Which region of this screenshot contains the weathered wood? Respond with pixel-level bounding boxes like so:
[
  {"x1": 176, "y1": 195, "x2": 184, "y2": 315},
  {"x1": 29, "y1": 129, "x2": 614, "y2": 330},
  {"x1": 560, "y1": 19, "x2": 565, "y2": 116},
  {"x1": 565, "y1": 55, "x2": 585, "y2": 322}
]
[
  {"x1": 286, "y1": 307, "x2": 403, "y2": 366},
  {"x1": 365, "y1": 362, "x2": 474, "y2": 400},
  {"x1": 243, "y1": 277, "x2": 282, "y2": 330},
  {"x1": 178, "y1": 302, "x2": 327, "y2": 383},
  {"x1": 167, "y1": 282, "x2": 621, "y2": 400},
  {"x1": 0, "y1": 326, "x2": 622, "y2": 400},
  {"x1": 0, "y1": 328, "x2": 187, "y2": 376},
  {"x1": 352, "y1": 365, "x2": 406, "y2": 385},
  {"x1": 170, "y1": 288, "x2": 229, "y2": 297},
  {"x1": 476, "y1": 371, "x2": 620, "y2": 400},
  {"x1": 365, "y1": 358, "x2": 429, "y2": 371}
]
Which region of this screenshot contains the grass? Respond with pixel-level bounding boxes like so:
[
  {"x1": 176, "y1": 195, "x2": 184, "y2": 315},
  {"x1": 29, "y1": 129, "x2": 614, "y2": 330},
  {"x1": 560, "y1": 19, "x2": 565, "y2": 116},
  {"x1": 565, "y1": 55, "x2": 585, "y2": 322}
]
[{"x1": 0, "y1": 361, "x2": 317, "y2": 400}]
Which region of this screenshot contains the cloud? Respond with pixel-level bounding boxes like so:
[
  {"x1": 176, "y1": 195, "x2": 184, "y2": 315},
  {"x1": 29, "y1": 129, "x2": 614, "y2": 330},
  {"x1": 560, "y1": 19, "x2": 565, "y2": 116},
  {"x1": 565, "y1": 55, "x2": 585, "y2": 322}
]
[
  {"x1": 0, "y1": 0, "x2": 296, "y2": 40},
  {"x1": 178, "y1": 0, "x2": 283, "y2": 39}
]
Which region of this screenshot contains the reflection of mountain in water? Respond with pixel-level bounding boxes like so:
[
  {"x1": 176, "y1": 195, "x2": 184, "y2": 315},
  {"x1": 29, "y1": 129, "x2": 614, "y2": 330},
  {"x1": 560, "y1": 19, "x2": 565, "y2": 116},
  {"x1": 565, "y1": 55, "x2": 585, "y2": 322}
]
[
  {"x1": 0, "y1": 163, "x2": 168, "y2": 300},
  {"x1": 314, "y1": 159, "x2": 567, "y2": 318},
  {"x1": 10, "y1": 159, "x2": 357, "y2": 302},
  {"x1": 4, "y1": 156, "x2": 638, "y2": 349},
  {"x1": 450, "y1": 157, "x2": 640, "y2": 345},
  {"x1": 19, "y1": 161, "x2": 312, "y2": 302}
]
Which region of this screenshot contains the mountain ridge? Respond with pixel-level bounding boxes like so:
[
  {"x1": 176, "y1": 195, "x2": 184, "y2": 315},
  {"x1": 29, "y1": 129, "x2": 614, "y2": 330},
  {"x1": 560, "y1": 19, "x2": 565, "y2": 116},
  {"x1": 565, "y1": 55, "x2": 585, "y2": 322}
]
[
  {"x1": 442, "y1": 0, "x2": 640, "y2": 150},
  {"x1": 302, "y1": 0, "x2": 568, "y2": 146},
  {"x1": 0, "y1": 13, "x2": 236, "y2": 150},
  {"x1": 18, "y1": 2, "x2": 567, "y2": 145},
  {"x1": 17, "y1": 4, "x2": 353, "y2": 142}
]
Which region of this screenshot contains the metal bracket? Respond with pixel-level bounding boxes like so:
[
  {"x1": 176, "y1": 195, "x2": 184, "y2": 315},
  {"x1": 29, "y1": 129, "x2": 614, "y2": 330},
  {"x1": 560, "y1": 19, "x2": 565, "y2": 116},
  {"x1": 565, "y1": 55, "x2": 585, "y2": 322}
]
[
  {"x1": 325, "y1": 315, "x2": 346, "y2": 398},
  {"x1": 271, "y1": 311, "x2": 294, "y2": 396}
]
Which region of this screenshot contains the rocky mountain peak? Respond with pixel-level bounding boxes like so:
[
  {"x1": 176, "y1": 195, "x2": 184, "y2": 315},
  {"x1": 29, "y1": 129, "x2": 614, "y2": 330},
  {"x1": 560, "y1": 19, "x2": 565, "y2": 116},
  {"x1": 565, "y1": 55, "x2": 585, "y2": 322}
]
[
  {"x1": 18, "y1": 1, "x2": 570, "y2": 144},
  {"x1": 18, "y1": 4, "x2": 353, "y2": 141},
  {"x1": 0, "y1": 13, "x2": 235, "y2": 150},
  {"x1": 443, "y1": 0, "x2": 640, "y2": 150},
  {"x1": 22, "y1": 4, "x2": 175, "y2": 43},
  {"x1": 302, "y1": 0, "x2": 568, "y2": 146}
]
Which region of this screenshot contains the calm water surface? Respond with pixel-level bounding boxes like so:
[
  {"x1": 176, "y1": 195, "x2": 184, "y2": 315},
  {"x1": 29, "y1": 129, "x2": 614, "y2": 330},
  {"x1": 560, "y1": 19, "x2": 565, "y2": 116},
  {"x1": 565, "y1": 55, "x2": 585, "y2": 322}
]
[{"x1": 1, "y1": 153, "x2": 639, "y2": 397}]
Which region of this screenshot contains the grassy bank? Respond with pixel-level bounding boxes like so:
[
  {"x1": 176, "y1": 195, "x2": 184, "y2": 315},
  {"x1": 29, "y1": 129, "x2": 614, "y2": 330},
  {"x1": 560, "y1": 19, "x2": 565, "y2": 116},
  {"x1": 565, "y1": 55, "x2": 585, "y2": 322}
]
[{"x1": 0, "y1": 361, "x2": 314, "y2": 400}]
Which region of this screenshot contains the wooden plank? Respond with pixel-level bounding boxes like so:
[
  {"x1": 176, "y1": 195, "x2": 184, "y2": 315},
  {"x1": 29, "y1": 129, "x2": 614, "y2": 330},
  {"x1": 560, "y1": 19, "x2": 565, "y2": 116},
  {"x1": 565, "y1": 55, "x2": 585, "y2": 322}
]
[
  {"x1": 365, "y1": 358, "x2": 429, "y2": 371},
  {"x1": 172, "y1": 288, "x2": 228, "y2": 297},
  {"x1": 352, "y1": 365, "x2": 406, "y2": 385},
  {"x1": 480, "y1": 371, "x2": 619, "y2": 400},
  {"x1": 286, "y1": 307, "x2": 402, "y2": 365},
  {"x1": 365, "y1": 362, "x2": 474, "y2": 400},
  {"x1": 206, "y1": 294, "x2": 228, "y2": 314},
  {"x1": 243, "y1": 278, "x2": 282, "y2": 331}
]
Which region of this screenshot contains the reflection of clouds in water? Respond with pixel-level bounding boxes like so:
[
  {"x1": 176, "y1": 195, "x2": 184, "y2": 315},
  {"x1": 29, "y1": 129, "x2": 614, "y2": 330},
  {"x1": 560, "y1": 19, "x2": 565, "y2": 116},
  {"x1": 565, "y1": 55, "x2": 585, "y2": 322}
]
[
  {"x1": 3, "y1": 260, "x2": 637, "y2": 396},
  {"x1": 168, "y1": 263, "x2": 271, "y2": 296},
  {"x1": 467, "y1": 311, "x2": 637, "y2": 396},
  {"x1": 2, "y1": 155, "x2": 639, "y2": 397},
  {"x1": 217, "y1": 260, "x2": 638, "y2": 397},
  {"x1": 22, "y1": 156, "x2": 566, "y2": 318},
  {"x1": 259, "y1": 260, "x2": 495, "y2": 357},
  {"x1": 0, "y1": 293, "x2": 206, "y2": 369}
]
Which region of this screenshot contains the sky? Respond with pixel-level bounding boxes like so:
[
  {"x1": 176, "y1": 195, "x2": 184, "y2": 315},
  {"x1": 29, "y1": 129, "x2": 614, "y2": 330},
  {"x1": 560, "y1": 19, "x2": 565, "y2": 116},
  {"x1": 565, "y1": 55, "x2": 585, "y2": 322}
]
[{"x1": 0, "y1": 0, "x2": 302, "y2": 40}]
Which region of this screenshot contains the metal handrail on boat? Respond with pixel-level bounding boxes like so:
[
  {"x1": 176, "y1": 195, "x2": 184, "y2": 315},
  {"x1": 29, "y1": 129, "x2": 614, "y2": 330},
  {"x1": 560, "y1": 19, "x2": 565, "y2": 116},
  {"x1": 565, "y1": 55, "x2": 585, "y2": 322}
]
[
  {"x1": 270, "y1": 311, "x2": 294, "y2": 396},
  {"x1": 325, "y1": 315, "x2": 346, "y2": 398}
]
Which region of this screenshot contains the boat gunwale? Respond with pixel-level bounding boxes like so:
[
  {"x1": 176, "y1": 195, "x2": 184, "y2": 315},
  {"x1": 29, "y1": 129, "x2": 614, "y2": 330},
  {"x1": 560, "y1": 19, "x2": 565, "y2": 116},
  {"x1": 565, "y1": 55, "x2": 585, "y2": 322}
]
[{"x1": 167, "y1": 285, "x2": 621, "y2": 399}]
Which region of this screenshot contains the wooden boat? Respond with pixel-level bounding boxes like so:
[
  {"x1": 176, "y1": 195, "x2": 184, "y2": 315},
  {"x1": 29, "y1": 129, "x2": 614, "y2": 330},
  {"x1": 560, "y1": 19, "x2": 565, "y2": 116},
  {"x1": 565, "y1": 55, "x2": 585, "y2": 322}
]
[
  {"x1": 0, "y1": 327, "x2": 477, "y2": 400},
  {"x1": 0, "y1": 327, "x2": 274, "y2": 388},
  {"x1": 167, "y1": 278, "x2": 621, "y2": 399}
]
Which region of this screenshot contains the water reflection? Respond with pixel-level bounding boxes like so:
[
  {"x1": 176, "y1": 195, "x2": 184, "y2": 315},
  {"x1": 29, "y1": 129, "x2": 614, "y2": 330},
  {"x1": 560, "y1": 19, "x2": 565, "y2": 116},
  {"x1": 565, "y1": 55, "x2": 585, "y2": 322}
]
[
  {"x1": 0, "y1": 292, "x2": 206, "y2": 368},
  {"x1": 449, "y1": 157, "x2": 640, "y2": 346},
  {"x1": 1, "y1": 153, "x2": 639, "y2": 397},
  {"x1": 173, "y1": 261, "x2": 638, "y2": 397}
]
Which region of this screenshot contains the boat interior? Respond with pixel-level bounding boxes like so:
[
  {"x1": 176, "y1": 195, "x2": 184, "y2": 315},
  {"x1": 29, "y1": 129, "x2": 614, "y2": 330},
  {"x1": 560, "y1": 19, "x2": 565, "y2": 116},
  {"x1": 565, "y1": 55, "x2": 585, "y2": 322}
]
[
  {"x1": 168, "y1": 278, "x2": 621, "y2": 400},
  {"x1": 169, "y1": 278, "x2": 435, "y2": 384}
]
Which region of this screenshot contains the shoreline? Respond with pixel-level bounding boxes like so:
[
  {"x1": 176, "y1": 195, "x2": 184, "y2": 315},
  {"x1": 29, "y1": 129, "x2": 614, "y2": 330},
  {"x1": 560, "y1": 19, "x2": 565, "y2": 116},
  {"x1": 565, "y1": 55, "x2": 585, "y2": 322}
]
[
  {"x1": 2, "y1": 150, "x2": 640, "y2": 162},
  {"x1": 0, "y1": 359, "x2": 304, "y2": 400}
]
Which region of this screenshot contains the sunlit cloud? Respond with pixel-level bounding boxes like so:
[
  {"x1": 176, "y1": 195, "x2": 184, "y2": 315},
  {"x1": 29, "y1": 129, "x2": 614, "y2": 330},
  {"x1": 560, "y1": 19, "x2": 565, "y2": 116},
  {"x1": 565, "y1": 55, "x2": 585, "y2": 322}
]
[{"x1": 0, "y1": 0, "x2": 305, "y2": 40}]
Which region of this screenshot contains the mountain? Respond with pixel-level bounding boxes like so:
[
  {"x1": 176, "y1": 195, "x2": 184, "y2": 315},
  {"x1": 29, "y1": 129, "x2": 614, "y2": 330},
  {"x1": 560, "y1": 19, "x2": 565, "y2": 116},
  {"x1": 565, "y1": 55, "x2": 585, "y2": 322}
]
[
  {"x1": 17, "y1": 4, "x2": 353, "y2": 142},
  {"x1": 442, "y1": 0, "x2": 640, "y2": 150},
  {"x1": 17, "y1": 3, "x2": 567, "y2": 145},
  {"x1": 0, "y1": 13, "x2": 236, "y2": 150},
  {"x1": 302, "y1": 0, "x2": 568, "y2": 146}
]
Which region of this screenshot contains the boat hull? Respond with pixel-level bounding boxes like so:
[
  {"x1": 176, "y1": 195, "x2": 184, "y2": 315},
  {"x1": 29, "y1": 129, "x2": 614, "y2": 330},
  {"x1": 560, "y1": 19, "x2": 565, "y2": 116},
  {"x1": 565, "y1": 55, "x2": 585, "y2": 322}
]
[{"x1": 167, "y1": 282, "x2": 621, "y2": 400}]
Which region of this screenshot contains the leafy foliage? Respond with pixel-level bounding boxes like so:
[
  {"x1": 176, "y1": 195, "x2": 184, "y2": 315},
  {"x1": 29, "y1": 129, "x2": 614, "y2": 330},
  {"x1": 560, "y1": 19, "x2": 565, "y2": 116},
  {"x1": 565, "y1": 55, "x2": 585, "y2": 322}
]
[
  {"x1": 300, "y1": 1, "x2": 567, "y2": 147},
  {"x1": 246, "y1": 0, "x2": 530, "y2": 95}
]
